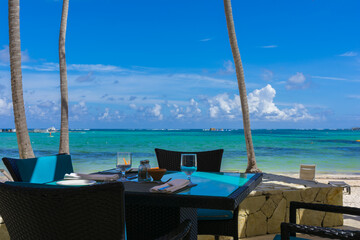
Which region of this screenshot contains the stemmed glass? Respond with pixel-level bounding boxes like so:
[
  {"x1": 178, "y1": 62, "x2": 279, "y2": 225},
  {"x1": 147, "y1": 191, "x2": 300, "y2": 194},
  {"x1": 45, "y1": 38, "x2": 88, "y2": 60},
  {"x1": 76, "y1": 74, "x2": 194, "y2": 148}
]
[
  {"x1": 180, "y1": 154, "x2": 197, "y2": 183},
  {"x1": 116, "y1": 152, "x2": 132, "y2": 182}
]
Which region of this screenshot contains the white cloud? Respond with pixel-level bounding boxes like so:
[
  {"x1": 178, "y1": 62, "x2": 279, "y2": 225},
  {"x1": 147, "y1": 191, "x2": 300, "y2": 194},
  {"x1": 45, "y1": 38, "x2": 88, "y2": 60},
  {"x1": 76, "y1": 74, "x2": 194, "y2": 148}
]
[
  {"x1": 0, "y1": 45, "x2": 31, "y2": 64},
  {"x1": 209, "y1": 105, "x2": 219, "y2": 118},
  {"x1": 149, "y1": 104, "x2": 163, "y2": 120},
  {"x1": 71, "y1": 101, "x2": 88, "y2": 120},
  {"x1": 0, "y1": 97, "x2": 13, "y2": 116},
  {"x1": 347, "y1": 95, "x2": 360, "y2": 99},
  {"x1": 68, "y1": 64, "x2": 128, "y2": 72},
  {"x1": 311, "y1": 76, "x2": 347, "y2": 81},
  {"x1": 261, "y1": 69, "x2": 274, "y2": 81},
  {"x1": 218, "y1": 60, "x2": 235, "y2": 74},
  {"x1": 98, "y1": 108, "x2": 124, "y2": 121},
  {"x1": 248, "y1": 84, "x2": 314, "y2": 121},
  {"x1": 286, "y1": 72, "x2": 309, "y2": 90},
  {"x1": 311, "y1": 76, "x2": 360, "y2": 83},
  {"x1": 22, "y1": 62, "x2": 58, "y2": 71},
  {"x1": 207, "y1": 93, "x2": 240, "y2": 119},
  {"x1": 98, "y1": 108, "x2": 110, "y2": 120},
  {"x1": 206, "y1": 85, "x2": 315, "y2": 122},
  {"x1": 200, "y1": 38, "x2": 212, "y2": 42},
  {"x1": 339, "y1": 51, "x2": 358, "y2": 57},
  {"x1": 76, "y1": 72, "x2": 95, "y2": 82},
  {"x1": 130, "y1": 103, "x2": 163, "y2": 120},
  {"x1": 260, "y1": 45, "x2": 278, "y2": 48},
  {"x1": 26, "y1": 100, "x2": 59, "y2": 120},
  {"x1": 170, "y1": 99, "x2": 202, "y2": 119},
  {"x1": 21, "y1": 62, "x2": 131, "y2": 73}
]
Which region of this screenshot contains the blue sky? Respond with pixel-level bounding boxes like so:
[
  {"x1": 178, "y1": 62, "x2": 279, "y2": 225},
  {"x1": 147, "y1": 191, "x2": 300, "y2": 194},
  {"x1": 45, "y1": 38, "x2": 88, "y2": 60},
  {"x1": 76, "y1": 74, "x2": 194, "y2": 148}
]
[{"x1": 0, "y1": 0, "x2": 359, "y2": 129}]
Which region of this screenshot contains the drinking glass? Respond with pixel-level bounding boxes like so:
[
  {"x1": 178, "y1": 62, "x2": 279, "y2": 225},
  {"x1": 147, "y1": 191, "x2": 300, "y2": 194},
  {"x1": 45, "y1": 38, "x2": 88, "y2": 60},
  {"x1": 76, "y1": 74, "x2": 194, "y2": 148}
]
[
  {"x1": 116, "y1": 152, "x2": 132, "y2": 181},
  {"x1": 180, "y1": 154, "x2": 197, "y2": 183}
]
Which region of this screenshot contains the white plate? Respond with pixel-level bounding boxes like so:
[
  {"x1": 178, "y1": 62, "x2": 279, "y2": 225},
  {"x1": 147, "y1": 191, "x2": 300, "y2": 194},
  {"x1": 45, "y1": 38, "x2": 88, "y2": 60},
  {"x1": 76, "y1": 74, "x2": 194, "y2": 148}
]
[{"x1": 56, "y1": 179, "x2": 96, "y2": 186}]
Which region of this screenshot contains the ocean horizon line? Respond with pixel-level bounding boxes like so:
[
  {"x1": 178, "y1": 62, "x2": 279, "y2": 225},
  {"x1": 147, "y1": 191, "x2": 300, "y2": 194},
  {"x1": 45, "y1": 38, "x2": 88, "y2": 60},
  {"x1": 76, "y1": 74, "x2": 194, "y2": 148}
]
[{"x1": 1, "y1": 128, "x2": 360, "y2": 131}]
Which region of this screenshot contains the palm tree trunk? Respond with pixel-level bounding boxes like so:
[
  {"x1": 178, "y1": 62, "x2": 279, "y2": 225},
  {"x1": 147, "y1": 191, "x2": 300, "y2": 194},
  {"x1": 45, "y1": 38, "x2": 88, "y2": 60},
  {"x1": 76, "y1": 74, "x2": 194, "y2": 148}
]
[
  {"x1": 58, "y1": 0, "x2": 70, "y2": 154},
  {"x1": 223, "y1": 0, "x2": 260, "y2": 173},
  {"x1": 8, "y1": 0, "x2": 35, "y2": 159}
]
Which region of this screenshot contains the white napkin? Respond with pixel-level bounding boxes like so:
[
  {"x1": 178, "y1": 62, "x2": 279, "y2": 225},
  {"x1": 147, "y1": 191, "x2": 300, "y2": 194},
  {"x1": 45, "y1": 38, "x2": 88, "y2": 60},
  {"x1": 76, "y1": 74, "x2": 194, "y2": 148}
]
[
  {"x1": 64, "y1": 173, "x2": 119, "y2": 181},
  {"x1": 150, "y1": 179, "x2": 190, "y2": 193}
]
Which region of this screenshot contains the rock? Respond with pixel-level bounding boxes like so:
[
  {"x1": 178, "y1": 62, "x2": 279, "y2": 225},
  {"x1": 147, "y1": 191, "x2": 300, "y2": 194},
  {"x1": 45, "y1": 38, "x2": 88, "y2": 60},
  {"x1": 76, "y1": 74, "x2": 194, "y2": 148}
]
[
  {"x1": 246, "y1": 211, "x2": 267, "y2": 236},
  {"x1": 238, "y1": 207, "x2": 248, "y2": 217},
  {"x1": 261, "y1": 198, "x2": 277, "y2": 218},
  {"x1": 285, "y1": 207, "x2": 290, "y2": 222},
  {"x1": 269, "y1": 194, "x2": 283, "y2": 205},
  {"x1": 327, "y1": 187, "x2": 342, "y2": 205},
  {"x1": 314, "y1": 187, "x2": 330, "y2": 203},
  {"x1": 219, "y1": 236, "x2": 232, "y2": 240},
  {"x1": 299, "y1": 209, "x2": 325, "y2": 227},
  {"x1": 283, "y1": 190, "x2": 302, "y2": 207},
  {"x1": 239, "y1": 195, "x2": 266, "y2": 214},
  {"x1": 300, "y1": 188, "x2": 318, "y2": 202},
  {"x1": 238, "y1": 215, "x2": 247, "y2": 238},
  {"x1": 323, "y1": 212, "x2": 343, "y2": 227},
  {"x1": 197, "y1": 236, "x2": 213, "y2": 240},
  {"x1": 267, "y1": 198, "x2": 286, "y2": 233}
]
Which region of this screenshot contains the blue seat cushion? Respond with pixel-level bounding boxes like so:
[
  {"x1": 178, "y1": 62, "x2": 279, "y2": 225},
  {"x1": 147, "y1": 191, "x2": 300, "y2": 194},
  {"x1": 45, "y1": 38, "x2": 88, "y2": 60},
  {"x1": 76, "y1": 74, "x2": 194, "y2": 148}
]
[
  {"x1": 16, "y1": 155, "x2": 74, "y2": 184},
  {"x1": 197, "y1": 208, "x2": 233, "y2": 220},
  {"x1": 273, "y1": 234, "x2": 309, "y2": 240}
]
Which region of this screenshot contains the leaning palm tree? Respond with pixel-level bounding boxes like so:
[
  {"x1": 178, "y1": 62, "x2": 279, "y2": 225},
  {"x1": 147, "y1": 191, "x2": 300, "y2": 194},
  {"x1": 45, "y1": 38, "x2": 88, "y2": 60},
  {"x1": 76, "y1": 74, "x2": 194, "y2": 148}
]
[
  {"x1": 223, "y1": 0, "x2": 260, "y2": 173},
  {"x1": 58, "y1": 0, "x2": 70, "y2": 154},
  {"x1": 8, "y1": 0, "x2": 35, "y2": 159}
]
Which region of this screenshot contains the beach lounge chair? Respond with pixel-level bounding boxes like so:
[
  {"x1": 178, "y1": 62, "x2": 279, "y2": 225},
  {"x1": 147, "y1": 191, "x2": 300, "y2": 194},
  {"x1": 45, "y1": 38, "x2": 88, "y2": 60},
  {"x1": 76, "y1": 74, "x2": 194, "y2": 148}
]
[
  {"x1": 155, "y1": 148, "x2": 240, "y2": 240},
  {"x1": 299, "y1": 164, "x2": 316, "y2": 181},
  {"x1": 0, "y1": 182, "x2": 191, "y2": 240},
  {"x1": 274, "y1": 201, "x2": 360, "y2": 240},
  {"x1": 2, "y1": 154, "x2": 73, "y2": 183}
]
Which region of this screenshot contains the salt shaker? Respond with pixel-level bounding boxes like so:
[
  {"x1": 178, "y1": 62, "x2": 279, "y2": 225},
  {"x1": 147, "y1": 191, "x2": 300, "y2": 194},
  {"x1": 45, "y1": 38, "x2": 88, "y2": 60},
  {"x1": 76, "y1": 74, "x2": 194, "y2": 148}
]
[{"x1": 138, "y1": 160, "x2": 151, "y2": 182}]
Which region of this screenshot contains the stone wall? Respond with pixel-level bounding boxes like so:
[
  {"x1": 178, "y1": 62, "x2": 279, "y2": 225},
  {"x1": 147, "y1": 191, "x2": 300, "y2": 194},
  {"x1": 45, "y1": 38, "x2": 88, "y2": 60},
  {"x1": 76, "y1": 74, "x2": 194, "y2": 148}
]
[{"x1": 199, "y1": 173, "x2": 343, "y2": 240}]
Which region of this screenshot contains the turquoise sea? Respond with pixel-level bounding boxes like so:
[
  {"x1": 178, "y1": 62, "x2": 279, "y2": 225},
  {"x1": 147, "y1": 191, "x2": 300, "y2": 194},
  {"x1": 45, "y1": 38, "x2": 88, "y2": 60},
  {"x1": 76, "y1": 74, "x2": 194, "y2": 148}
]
[{"x1": 0, "y1": 129, "x2": 359, "y2": 174}]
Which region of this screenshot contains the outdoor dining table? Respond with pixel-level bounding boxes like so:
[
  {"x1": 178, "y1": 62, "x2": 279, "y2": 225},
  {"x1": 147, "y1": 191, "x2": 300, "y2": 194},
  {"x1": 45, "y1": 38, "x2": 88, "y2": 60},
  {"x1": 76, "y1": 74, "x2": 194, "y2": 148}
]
[{"x1": 114, "y1": 171, "x2": 263, "y2": 240}]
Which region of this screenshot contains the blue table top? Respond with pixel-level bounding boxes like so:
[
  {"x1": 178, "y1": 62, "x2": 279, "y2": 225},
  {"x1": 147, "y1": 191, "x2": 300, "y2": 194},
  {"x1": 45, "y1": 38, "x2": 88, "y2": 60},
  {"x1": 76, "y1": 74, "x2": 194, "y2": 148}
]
[
  {"x1": 43, "y1": 171, "x2": 255, "y2": 198},
  {"x1": 158, "y1": 172, "x2": 254, "y2": 197}
]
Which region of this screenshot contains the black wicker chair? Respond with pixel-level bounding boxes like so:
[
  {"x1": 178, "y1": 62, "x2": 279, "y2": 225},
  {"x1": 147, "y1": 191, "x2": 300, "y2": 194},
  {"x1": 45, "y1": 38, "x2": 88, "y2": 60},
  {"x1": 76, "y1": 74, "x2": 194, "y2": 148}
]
[
  {"x1": 0, "y1": 182, "x2": 191, "y2": 240},
  {"x1": 274, "y1": 201, "x2": 360, "y2": 240},
  {"x1": 2, "y1": 157, "x2": 22, "y2": 181},
  {"x1": 155, "y1": 148, "x2": 239, "y2": 239},
  {"x1": 2, "y1": 154, "x2": 73, "y2": 183},
  {"x1": 155, "y1": 148, "x2": 223, "y2": 172}
]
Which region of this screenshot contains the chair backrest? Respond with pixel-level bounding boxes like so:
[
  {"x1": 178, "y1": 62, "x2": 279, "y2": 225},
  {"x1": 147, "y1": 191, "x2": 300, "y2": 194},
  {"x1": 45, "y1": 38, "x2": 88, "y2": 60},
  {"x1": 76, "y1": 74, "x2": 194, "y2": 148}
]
[
  {"x1": 2, "y1": 157, "x2": 22, "y2": 181},
  {"x1": 2, "y1": 154, "x2": 73, "y2": 183},
  {"x1": 299, "y1": 164, "x2": 316, "y2": 181},
  {"x1": 0, "y1": 182, "x2": 126, "y2": 240},
  {"x1": 155, "y1": 148, "x2": 224, "y2": 172}
]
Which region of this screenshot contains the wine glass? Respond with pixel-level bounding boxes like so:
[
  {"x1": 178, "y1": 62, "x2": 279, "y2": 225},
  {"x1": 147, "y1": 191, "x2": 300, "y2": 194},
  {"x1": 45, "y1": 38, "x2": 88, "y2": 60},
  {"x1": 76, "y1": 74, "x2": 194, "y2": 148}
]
[
  {"x1": 181, "y1": 154, "x2": 197, "y2": 183},
  {"x1": 116, "y1": 152, "x2": 132, "y2": 182}
]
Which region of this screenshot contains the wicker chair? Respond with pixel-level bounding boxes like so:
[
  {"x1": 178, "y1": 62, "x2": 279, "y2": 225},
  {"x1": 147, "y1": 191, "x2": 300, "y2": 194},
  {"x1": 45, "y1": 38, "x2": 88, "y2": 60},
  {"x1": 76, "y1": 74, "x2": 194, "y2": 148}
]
[
  {"x1": 155, "y1": 148, "x2": 223, "y2": 172},
  {"x1": 155, "y1": 148, "x2": 239, "y2": 239},
  {"x1": 2, "y1": 154, "x2": 73, "y2": 183},
  {"x1": 0, "y1": 182, "x2": 191, "y2": 240},
  {"x1": 274, "y1": 201, "x2": 360, "y2": 240}
]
